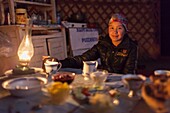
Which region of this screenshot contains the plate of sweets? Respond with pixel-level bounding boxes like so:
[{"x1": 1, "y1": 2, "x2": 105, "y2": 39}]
[
  {"x1": 71, "y1": 86, "x2": 120, "y2": 103},
  {"x1": 71, "y1": 86, "x2": 119, "y2": 112}
]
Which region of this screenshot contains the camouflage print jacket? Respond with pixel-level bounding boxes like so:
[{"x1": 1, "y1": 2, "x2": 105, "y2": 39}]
[{"x1": 60, "y1": 34, "x2": 138, "y2": 74}]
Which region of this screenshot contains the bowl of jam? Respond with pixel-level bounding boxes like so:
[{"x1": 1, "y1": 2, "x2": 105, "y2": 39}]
[{"x1": 52, "y1": 72, "x2": 75, "y2": 84}]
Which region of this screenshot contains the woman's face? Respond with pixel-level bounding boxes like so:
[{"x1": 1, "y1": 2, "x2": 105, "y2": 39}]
[{"x1": 108, "y1": 21, "x2": 126, "y2": 43}]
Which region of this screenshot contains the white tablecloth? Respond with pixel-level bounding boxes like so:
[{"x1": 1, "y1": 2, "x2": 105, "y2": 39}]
[{"x1": 0, "y1": 69, "x2": 153, "y2": 113}]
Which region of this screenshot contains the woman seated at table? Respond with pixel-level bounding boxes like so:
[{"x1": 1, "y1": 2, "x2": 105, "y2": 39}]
[{"x1": 54, "y1": 13, "x2": 137, "y2": 74}]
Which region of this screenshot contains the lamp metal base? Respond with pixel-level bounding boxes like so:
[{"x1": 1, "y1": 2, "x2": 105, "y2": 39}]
[{"x1": 12, "y1": 65, "x2": 35, "y2": 75}]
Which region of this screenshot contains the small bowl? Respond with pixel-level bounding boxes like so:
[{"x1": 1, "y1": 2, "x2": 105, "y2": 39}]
[
  {"x1": 52, "y1": 72, "x2": 75, "y2": 84},
  {"x1": 122, "y1": 74, "x2": 146, "y2": 90},
  {"x1": 44, "y1": 82, "x2": 70, "y2": 105},
  {"x1": 2, "y1": 77, "x2": 47, "y2": 97},
  {"x1": 90, "y1": 70, "x2": 108, "y2": 88}
]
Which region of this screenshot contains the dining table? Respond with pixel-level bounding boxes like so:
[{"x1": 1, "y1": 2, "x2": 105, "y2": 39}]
[{"x1": 0, "y1": 68, "x2": 155, "y2": 113}]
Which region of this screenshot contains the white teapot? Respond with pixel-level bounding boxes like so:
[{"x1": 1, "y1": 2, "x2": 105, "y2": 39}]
[{"x1": 82, "y1": 61, "x2": 98, "y2": 76}]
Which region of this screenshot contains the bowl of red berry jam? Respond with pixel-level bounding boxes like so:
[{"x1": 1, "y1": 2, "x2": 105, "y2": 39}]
[{"x1": 52, "y1": 72, "x2": 76, "y2": 84}]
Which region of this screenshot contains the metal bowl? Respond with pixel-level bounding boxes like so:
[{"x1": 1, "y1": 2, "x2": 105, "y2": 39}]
[{"x1": 2, "y1": 77, "x2": 47, "y2": 97}]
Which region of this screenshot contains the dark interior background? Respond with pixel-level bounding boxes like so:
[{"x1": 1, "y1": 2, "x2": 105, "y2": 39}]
[
  {"x1": 161, "y1": 0, "x2": 170, "y2": 56},
  {"x1": 56, "y1": 0, "x2": 170, "y2": 76},
  {"x1": 57, "y1": 0, "x2": 161, "y2": 61}
]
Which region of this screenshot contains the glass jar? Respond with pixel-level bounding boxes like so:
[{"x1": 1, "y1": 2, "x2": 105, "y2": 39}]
[
  {"x1": 16, "y1": 8, "x2": 27, "y2": 24},
  {"x1": 56, "y1": 12, "x2": 61, "y2": 25}
]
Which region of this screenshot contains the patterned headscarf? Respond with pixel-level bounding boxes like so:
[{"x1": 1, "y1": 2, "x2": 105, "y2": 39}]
[{"x1": 109, "y1": 13, "x2": 128, "y2": 31}]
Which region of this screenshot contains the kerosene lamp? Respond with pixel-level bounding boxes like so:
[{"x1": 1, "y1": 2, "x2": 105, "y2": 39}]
[{"x1": 13, "y1": 19, "x2": 35, "y2": 75}]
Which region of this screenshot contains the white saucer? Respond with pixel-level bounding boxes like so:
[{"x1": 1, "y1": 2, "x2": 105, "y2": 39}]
[{"x1": 4, "y1": 67, "x2": 45, "y2": 76}]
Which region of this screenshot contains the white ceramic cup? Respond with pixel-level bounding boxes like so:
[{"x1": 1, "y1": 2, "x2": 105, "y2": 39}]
[
  {"x1": 83, "y1": 61, "x2": 98, "y2": 76},
  {"x1": 44, "y1": 61, "x2": 62, "y2": 74}
]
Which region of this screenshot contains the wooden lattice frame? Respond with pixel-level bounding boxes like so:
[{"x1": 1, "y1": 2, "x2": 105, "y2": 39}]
[{"x1": 56, "y1": 0, "x2": 160, "y2": 61}]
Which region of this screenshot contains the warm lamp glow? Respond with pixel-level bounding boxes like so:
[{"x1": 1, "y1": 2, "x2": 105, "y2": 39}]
[
  {"x1": 17, "y1": 35, "x2": 34, "y2": 63},
  {"x1": 17, "y1": 18, "x2": 34, "y2": 66},
  {"x1": 13, "y1": 19, "x2": 35, "y2": 75},
  {"x1": 19, "y1": 51, "x2": 31, "y2": 61}
]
